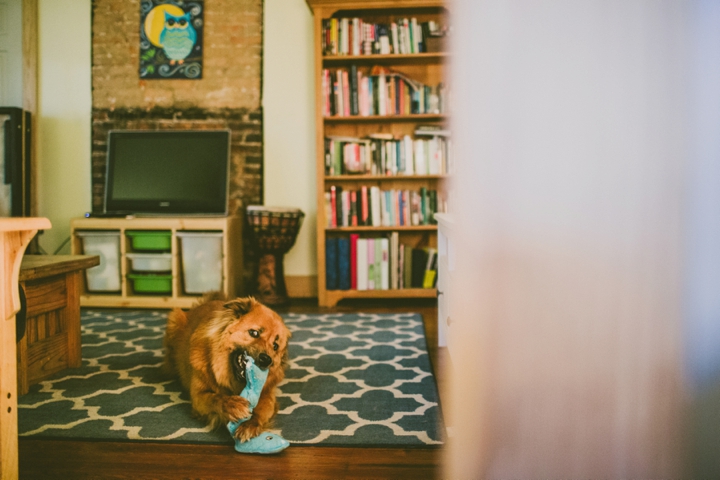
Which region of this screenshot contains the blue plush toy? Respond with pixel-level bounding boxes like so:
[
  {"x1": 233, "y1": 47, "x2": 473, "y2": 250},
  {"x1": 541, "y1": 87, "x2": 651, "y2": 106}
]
[{"x1": 227, "y1": 355, "x2": 289, "y2": 454}]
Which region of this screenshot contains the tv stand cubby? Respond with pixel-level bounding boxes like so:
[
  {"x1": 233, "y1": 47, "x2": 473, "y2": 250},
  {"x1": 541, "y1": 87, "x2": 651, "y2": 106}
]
[{"x1": 70, "y1": 216, "x2": 242, "y2": 309}]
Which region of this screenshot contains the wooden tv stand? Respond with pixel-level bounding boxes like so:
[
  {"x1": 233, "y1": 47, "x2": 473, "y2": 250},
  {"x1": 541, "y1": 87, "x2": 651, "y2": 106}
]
[{"x1": 70, "y1": 216, "x2": 242, "y2": 309}]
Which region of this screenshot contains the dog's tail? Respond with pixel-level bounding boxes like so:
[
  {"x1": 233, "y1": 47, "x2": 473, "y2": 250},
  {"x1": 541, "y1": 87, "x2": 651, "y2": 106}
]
[
  {"x1": 166, "y1": 308, "x2": 188, "y2": 341},
  {"x1": 163, "y1": 308, "x2": 189, "y2": 375}
]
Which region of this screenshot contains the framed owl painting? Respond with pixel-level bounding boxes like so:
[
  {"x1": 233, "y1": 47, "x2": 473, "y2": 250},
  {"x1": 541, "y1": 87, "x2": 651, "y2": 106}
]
[{"x1": 139, "y1": 0, "x2": 204, "y2": 79}]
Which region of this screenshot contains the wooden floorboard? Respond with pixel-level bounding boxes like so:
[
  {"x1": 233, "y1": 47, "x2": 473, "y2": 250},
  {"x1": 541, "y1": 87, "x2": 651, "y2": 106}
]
[
  {"x1": 19, "y1": 440, "x2": 441, "y2": 479},
  {"x1": 18, "y1": 299, "x2": 444, "y2": 479}
]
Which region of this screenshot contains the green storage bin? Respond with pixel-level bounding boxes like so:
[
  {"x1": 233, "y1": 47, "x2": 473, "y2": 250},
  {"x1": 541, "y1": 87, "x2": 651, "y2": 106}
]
[
  {"x1": 127, "y1": 273, "x2": 172, "y2": 294},
  {"x1": 126, "y1": 231, "x2": 172, "y2": 251}
]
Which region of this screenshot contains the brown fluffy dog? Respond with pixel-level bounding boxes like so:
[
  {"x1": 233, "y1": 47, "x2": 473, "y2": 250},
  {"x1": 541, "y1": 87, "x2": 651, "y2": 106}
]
[{"x1": 163, "y1": 292, "x2": 291, "y2": 442}]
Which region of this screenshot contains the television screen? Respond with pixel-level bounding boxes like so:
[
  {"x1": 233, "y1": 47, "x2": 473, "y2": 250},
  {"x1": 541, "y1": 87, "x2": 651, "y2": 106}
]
[{"x1": 105, "y1": 130, "x2": 230, "y2": 216}]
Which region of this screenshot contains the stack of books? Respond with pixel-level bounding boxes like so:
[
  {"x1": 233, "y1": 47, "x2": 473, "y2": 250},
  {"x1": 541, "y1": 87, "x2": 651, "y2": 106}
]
[
  {"x1": 325, "y1": 186, "x2": 444, "y2": 228},
  {"x1": 321, "y1": 17, "x2": 446, "y2": 56},
  {"x1": 326, "y1": 233, "x2": 437, "y2": 291}
]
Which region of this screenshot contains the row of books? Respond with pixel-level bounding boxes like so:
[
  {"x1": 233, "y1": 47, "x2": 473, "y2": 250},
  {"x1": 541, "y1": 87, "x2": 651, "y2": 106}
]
[
  {"x1": 322, "y1": 65, "x2": 447, "y2": 117},
  {"x1": 325, "y1": 128, "x2": 451, "y2": 176},
  {"x1": 325, "y1": 186, "x2": 443, "y2": 228},
  {"x1": 321, "y1": 17, "x2": 445, "y2": 56},
  {"x1": 326, "y1": 233, "x2": 437, "y2": 291}
]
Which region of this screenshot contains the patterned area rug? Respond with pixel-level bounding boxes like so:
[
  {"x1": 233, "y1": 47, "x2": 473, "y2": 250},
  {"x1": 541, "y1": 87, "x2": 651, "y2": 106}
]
[{"x1": 18, "y1": 309, "x2": 443, "y2": 447}]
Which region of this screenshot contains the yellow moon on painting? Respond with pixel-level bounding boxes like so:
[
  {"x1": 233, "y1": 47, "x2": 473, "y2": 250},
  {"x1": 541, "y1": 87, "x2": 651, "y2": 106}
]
[{"x1": 144, "y1": 4, "x2": 185, "y2": 47}]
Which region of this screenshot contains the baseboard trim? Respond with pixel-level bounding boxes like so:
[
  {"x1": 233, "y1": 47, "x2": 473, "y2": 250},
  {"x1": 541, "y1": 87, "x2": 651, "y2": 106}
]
[{"x1": 285, "y1": 275, "x2": 317, "y2": 298}]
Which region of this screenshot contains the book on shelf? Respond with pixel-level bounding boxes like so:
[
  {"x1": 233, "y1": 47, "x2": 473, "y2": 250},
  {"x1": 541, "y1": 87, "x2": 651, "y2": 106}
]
[
  {"x1": 370, "y1": 186, "x2": 381, "y2": 227},
  {"x1": 350, "y1": 190, "x2": 358, "y2": 226},
  {"x1": 325, "y1": 185, "x2": 446, "y2": 229},
  {"x1": 362, "y1": 22, "x2": 372, "y2": 55},
  {"x1": 352, "y1": 18, "x2": 361, "y2": 55},
  {"x1": 321, "y1": 16, "x2": 447, "y2": 57},
  {"x1": 335, "y1": 70, "x2": 343, "y2": 117},
  {"x1": 326, "y1": 237, "x2": 338, "y2": 289},
  {"x1": 350, "y1": 233, "x2": 359, "y2": 289},
  {"x1": 420, "y1": 187, "x2": 428, "y2": 225},
  {"x1": 326, "y1": 233, "x2": 437, "y2": 292},
  {"x1": 360, "y1": 186, "x2": 369, "y2": 225},
  {"x1": 322, "y1": 69, "x2": 330, "y2": 117},
  {"x1": 429, "y1": 190, "x2": 438, "y2": 225},
  {"x1": 422, "y1": 248, "x2": 437, "y2": 288},
  {"x1": 329, "y1": 186, "x2": 338, "y2": 228},
  {"x1": 403, "y1": 244, "x2": 413, "y2": 289},
  {"x1": 359, "y1": 74, "x2": 370, "y2": 116},
  {"x1": 390, "y1": 232, "x2": 399, "y2": 289},
  {"x1": 324, "y1": 133, "x2": 451, "y2": 176},
  {"x1": 414, "y1": 139, "x2": 426, "y2": 175},
  {"x1": 411, "y1": 248, "x2": 427, "y2": 288},
  {"x1": 411, "y1": 18, "x2": 421, "y2": 55},
  {"x1": 342, "y1": 70, "x2": 350, "y2": 116},
  {"x1": 380, "y1": 237, "x2": 390, "y2": 290},
  {"x1": 357, "y1": 238, "x2": 368, "y2": 290},
  {"x1": 324, "y1": 191, "x2": 332, "y2": 225},
  {"x1": 391, "y1": 22, "x2": 400, "y2": 55},
  {"x1": 374, "y1": 238, "x2": 383, "y2": 289},
  {"x1": 367, "y1": 238, "x2": 375, "y2": 290},
  {"x1": 398, "y1": 242, "x2": 405, "y2": 289},
  {"x1": 350, "y1": 65, "x2": 359, "y2": 116},
  {"x1": 338, "y1": 236, "x2": 351, "y2": 290},
  {"x1": 341, "y1": 190, "x2": 351, "y2": 227}
]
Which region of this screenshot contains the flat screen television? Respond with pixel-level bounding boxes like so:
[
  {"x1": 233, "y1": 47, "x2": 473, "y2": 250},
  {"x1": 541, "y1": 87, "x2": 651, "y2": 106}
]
[{"x1": 105, "y1": 130, "x2": 230, "y2": 216}]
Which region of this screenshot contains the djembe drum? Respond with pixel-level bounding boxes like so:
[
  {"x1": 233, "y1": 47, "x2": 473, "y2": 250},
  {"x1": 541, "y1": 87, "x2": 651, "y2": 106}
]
[{"x1": 246, "y1": 206, "x2": 305, "y2": 305}]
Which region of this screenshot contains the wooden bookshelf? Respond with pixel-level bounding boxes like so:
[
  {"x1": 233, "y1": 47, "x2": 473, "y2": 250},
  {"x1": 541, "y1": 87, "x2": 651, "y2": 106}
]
[{"x1": 307, "y1": 0, "x2": 448, "y2": 307}]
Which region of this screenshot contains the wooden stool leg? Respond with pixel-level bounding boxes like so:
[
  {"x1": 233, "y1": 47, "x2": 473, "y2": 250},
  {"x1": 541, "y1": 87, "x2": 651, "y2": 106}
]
[
  {"x1": 15, "y1": 334, "x2": 28, "y2": 396},
  {"x1": 65, "y1": 271, "x2": 81, "y2": 368}
]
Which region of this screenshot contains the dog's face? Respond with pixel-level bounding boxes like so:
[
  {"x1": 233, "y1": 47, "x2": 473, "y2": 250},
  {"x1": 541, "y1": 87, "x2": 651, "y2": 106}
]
[{"x1": 216, "y1": 298, "x2": 291, "y2": 390}]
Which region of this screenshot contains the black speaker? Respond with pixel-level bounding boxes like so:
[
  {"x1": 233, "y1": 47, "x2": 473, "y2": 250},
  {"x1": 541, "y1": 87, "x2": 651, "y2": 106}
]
[{"x1": 0, "y1": 107, "x2": 32, "y2": 217}]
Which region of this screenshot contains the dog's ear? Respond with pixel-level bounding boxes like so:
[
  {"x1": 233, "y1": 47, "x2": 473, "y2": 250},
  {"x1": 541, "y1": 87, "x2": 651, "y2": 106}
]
[{"x1": 223, "y1": 297, "x2": 256, "y2": 317}]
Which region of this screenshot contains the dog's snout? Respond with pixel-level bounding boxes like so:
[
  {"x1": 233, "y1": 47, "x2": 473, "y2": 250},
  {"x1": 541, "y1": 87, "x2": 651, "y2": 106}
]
[{"x1": 257, "y1": 353, "x2": 272, "y2": 369}]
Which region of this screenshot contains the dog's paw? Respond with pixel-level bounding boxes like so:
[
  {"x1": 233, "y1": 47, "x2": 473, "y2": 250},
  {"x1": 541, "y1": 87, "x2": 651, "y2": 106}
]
[
  {"x1": 222, "y1": 395, "x2": 251, "y2": 422},
  {"x1": 233, "y1": 417, "x2": 264, "y2": 443}
]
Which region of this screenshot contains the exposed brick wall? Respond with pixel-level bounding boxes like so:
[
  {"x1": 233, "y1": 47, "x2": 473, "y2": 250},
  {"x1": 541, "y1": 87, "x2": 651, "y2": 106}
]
[
  {"x1": 92, "y1": 0, "x2": 262, "y2": 110},
  {"x1": 91, "y1": 0, "x2": 264, "y2": 292}
]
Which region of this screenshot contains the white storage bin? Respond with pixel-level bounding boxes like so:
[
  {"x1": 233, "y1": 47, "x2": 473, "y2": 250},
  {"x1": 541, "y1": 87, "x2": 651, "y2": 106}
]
[
  {"x1": 76, "y1": 231, "x2": 121, "y2": 292},
  {"x1": 177, "y1": 231, "x2": 223, "y2": 294},
  {"x1": 126, "y1": 253, "x2": 172, "y2": 272}
]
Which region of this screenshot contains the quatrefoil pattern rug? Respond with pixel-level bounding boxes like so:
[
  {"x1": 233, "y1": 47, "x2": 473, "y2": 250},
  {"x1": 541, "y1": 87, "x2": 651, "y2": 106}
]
[{"x1": 17, "y1": 309, "x2": 443, "y2": 447}]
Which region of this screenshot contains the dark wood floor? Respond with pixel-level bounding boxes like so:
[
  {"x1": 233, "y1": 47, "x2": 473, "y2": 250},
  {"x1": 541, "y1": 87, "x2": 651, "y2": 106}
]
[{"x1": 19, "y1": 299, "x2": 446, "y2": 480}]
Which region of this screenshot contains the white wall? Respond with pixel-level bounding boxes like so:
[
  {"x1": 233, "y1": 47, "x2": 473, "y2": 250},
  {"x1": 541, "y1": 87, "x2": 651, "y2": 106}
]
[
  {"x1": 0, "y1": 0, "x2": 24, "y2": 107},
  {"x1": 263, "y1": 0, "x2": 316, "y2": 278},
  {"x1": 36, "y1": 0, "x2": 91, "y2": 253}
]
